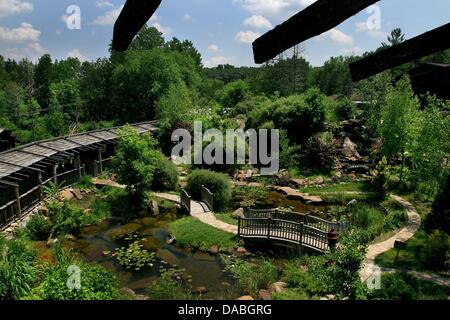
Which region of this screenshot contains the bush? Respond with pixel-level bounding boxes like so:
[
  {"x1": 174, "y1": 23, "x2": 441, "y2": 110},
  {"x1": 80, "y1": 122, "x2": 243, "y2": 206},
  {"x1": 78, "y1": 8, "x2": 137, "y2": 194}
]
[
  {"x1": 151, "y1": 158, "x2": 178, "y2": 191},
  {"x1": 148, "y1": 267, "x2": 193, "y2": 300},
  {"x1": 425, "y1": 177, "x2": 450, "y2": 234},
  {"x1": 25, "y1": 214, "x2": 52, "y2": 241},
  {"x1": 224, "y1": 256, "x2": 278, "y2": 297},
  {"x1": 47, "y1": 201, "x2": 85, "y2": 236},
  {"x1": 0, "y1": 239, "x2": 38, "y2": 300},
  {"x1": 35, "y1": 262, "x2": 119, "y2": 300},
  {"x1": 186, "y1": 169, "x2": 231, "y2": 211},
  {"x1": 334, "y1": 97, "x2": 355, "y2": 121},
  {"x1": 348, "y1": 203, "x2": 386, "y2": 240},
  {"x1": 419, "y1": 230, "x2": 449, "y2": 271}
]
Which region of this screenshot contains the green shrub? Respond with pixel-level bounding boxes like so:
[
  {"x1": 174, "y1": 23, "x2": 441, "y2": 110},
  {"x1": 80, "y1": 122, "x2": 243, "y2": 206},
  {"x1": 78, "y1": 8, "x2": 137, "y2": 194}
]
[
  {"x1": 224, "y1": 256, "x2": 278, "y2": 297},
  {"x1": 334, "y1": 97, "x2": 355, "y2": 121},
  {"x1": 25, "y1": 215, "x2": 52, "y2": 241},
  {"x1": 0, "y1": 239, "x2": 38, "y2": 300},
  {"x1": 419, "y1": 230, "x2": 449, "y2": 271},
  {"x1": 152, "y1": 158, "x2": 178, "y2": 191},
  {"x1": 272, "y1": 289, "x2": 309, "y2": 300},
  {"x1": 148, "y1": 267, "x2": 193, "y2": 300},
  {"x1": 348, "y1": 203, "x2": 385, "y2": 240},
  {"x1": 367, "y1": 272, "x2": 450, "y2": 300},
  {"x1": 186, "y1": 169, "x2": 231, "y2": 211},
  {"x1": 75, "y1": 175, "x2": 94, "y2": 190},
  {"x1": 47, "y1": 201, "x2": 85, "y2": 236}
]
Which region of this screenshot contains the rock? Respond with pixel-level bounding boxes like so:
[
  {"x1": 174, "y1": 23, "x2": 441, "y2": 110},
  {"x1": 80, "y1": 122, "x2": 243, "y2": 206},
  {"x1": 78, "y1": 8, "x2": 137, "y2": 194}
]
[
  {"x1": 269, "y1": 282, "x2": 287, "y2": 293},
  {"x1": 38, "y1": 207, "x2": 49, "y2": 217},
  {"x1": 236, "y1": 247, "x2": 248, "y2": 254},
  {"x1": 326, "y1": 294, "x2": 336, "y2": 300},
  {"x1": 274, "y1": 187, "x2": 323, "y2": 204},
  {"x1": 342, "y1": 137, "x2": 361, "y2": 161},
  {"x1": 291, "y1": 178, "x2": 307, "y2": 188},
  {"x1": 64, "y1": 234, "x2": 77, "y2": 241},
  {"x1": 193, "y1": 286, "x2": 208, "y2": 294},
  {"x1": 314, "y1": 176, "x2": 324, "y2": 185},
  {"x1": 347, "y1": 199, "x2": 358, "y2": 207},
  {"x1": 119, "y1": 287, "x2": 136, "y2": 297},
  {"x1": 236, "y1": 296, "x2": 254, "y2": 300},
  {"x1": 248, "y1": 182, "x2": 264, "y2": 187},
  {"x1": 128, "y1": 277, "x2": 158, "y2": 291},
  {"x1": 148, "y1": 200, "x2": 159, "y2": 216},
  {"x1": 221, "y1": 282, "x2": 231, "y2": 287},
  {"x1": 135, "y1": 295, "x2": 150, "y2": 300},
  {"x1": 156, "y1": 249, "x2": 179, "y2": 266},
  {"x1": 258, "y1": 289, "x2": 272, "y2": 301},
  {"x1": 232, "y1": 208, "x2": 245, "y2": 219},
  {"x1": 59, "y1": 189, "x2": 74, "y2": 201},
  {"x1": 71, "y1": 188, "x2": 83, "y2": 200},
  {"x1": 84, "y1": 209, "x2": 92, "y2": 215},
  {"x1": 166, "y1": 234, "x2": 176, "y2": 245},
  {"x1": 46, "y1": 238, "x2": 58, "y2": 246},
  {"x1": 5, "y1": 227, "x2": 13, "y2": 233},
  {"x1": 209, "y1": 245, "x2": 219, "y2": 254}
]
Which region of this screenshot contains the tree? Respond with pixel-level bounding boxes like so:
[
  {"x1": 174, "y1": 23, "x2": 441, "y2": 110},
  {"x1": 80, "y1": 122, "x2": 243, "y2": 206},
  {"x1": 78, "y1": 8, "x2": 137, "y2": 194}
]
[
  {"x1": 217, "y1": 80, "x2": 250, "y2": 109},
  {"x1": 379, "y1": 76, "x2": 420, "y2": 182},
  {"x1": 385, "y1": 28, "x2": 406, "y2": 47},
  {"x1": 166, "y1": 38, "x2": 202, "y2": 68},
  {"x1": 128, "y1": 25, "x2": 165, "y2": 51},
  {"x1": 309, "y1": 56, "x2": 354, "y2": 96},
  {"x1": 34, "y1": 54, "x2": 54, "y2": 108}
]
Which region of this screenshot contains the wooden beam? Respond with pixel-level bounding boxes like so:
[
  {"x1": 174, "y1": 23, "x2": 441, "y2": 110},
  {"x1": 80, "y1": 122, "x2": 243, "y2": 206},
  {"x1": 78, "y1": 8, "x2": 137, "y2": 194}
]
[
  {"x1": 0, "y1": 179, "x2": 18, "y2": 188},
  {"x1": 112, "y1": 0, "x2": 162, "y2": 51},
  {"x1": 0, "y1": 160, "x2": 43, "y2": 173},
  {"x1": 253, "y1": 0, "x2": 379, "y2": 63},
  {"x1": 350, "y1": 23, "x2": 450, "y2": 81}
]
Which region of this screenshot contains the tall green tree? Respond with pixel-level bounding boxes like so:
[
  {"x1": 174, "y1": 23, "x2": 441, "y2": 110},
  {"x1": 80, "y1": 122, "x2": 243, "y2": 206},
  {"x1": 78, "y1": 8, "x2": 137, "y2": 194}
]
[{"x1": 34, "y1": 54, "x2": 54, "y2": 109}]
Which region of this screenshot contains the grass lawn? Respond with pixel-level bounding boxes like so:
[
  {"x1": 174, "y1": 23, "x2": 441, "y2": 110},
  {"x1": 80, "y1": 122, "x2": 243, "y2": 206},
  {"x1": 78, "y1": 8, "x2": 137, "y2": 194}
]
[
  {"x1": 301, "y1": 181, "x2": 375, "y2": 194},
  {"x1": 215, "y1": 212, "x2": 238, "y2": 226},
  {"x1": 168, "y1": 217, "x2": 240, "y2": 251}
]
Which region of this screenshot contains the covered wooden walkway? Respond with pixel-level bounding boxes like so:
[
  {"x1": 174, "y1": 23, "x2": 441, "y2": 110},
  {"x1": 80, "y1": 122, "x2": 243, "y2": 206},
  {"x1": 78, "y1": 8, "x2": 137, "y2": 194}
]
[{"x1": 0, "y1": 121, "x2": 157, "y2": 229}]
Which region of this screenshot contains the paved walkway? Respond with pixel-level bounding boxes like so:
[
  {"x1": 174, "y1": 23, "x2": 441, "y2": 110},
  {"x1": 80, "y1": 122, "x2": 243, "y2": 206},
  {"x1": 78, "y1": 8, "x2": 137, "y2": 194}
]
[{"x1": 154, "y1": 193, "x2": 238, "y2": 234}]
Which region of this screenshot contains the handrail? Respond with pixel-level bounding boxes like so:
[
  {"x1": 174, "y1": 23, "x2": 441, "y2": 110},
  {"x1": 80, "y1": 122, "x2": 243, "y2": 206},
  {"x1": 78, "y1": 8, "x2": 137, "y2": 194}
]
[
  {"x1": 180, "y1": 189, "x2": 191, "y2": 214},
  {"x1": 200, "y1": 185, "x2": 214, "y2": 211}
]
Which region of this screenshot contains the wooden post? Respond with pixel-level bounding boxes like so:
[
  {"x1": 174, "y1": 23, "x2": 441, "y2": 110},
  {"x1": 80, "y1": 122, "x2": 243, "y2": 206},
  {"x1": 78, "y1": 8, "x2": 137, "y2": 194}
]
[
  {"x1": 98, "y1": 147, "x2": 103, "y2": 174},
  {"x1": 14, "y1": 186, "x2": 21, "y2": 219},
  {"x1": 93, "y1": 161, "x2": 99, "y2": 177},
  {"x1": 82, "y1": 164, "x2": 86, "y2": 177},
  {"x1": 267, "y1": 217, "x2": 272, "y2": 240},
  {"x1": 299, "y1": 223, "x2": 304, "y2": 252},
  {"x1": 52, "y1": 164, "x2": 58, "y2": 185},
  {"x1": 75, "y1": 154, "x2": 82, "y2": 180},
  {"x1": 37, "y1": 172, "x2": 44, "y2": 201}
]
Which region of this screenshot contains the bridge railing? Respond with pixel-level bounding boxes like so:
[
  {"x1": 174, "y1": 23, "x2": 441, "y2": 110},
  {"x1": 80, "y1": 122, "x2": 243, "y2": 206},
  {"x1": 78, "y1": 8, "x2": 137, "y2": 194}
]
[
  {"x1": 244, "y1": 208, "x2": 348, "y2": 232},
  {"x1": 180, "y1": 189, "x2": 191, "y2": 214},
  {"x1": 201, "y1": 185, "x2": 214, "y2": 211},
  {"x1": 238, "y1": 217, "x2": 329, "y2": 252}
]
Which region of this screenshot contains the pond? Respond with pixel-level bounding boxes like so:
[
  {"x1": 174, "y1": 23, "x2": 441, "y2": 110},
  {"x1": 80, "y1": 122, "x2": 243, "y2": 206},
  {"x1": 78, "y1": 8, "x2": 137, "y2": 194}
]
[{"x1": 59, "y1": 202, "x2": 237, "y2": 299}]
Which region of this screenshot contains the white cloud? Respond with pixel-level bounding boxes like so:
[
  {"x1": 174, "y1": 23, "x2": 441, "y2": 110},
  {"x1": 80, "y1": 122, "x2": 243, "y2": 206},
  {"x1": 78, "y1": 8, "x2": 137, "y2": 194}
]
[
  {"x1": 233, "y1": 0, "x2": 316, "y2": 16},
  {"x1": 0, "y1": 22, "x2": 40, "y2": 42},
  {"x1": 339, "y1": 46, "x2": 365, "y2": 56},
  {"x1": 243, "y1": 15, "x2": 273, "y2": 29},
  {"x1": 183, "y1": 14, "x2": 193, "y2": 22},
  {"x1": 0, "y1": 0, "x2": 33, "y2": 17},
  {"x1": 235, "y1": 30, "x2": 261, "y2": 44},
  {"x1": 1, "y1": 42, "x2": 46, "y2": 61},
  {"x1": 355, "y1": 21, "x2": 387, "y2": 38},
  {"x1": 93, "y1": 6, "x2": 123, "y2": 25},
  {"x1": 152, "y1": 22, "x2": 172, "y2": 36},
  {"x1": 207, "y1": 44, "x2": 219, "y2": 52},
  {"x1": 96, "y1": 0, "x2": 114, "y2": 8},
  {"x1": 68, "y1": 49, "x2": 88, "y2": 61},
  {"x1": 318, "y1": 28, "x2": 353, "y2": 45},
  {"x1": 204, "y1": 56, "x2": 233, "y2": 67}
]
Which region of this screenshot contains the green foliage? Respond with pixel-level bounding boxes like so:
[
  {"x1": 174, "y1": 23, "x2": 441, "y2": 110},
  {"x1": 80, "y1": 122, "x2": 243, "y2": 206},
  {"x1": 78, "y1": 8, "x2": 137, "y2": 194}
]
[
  {"x1": 419, "y1": 230, "x2": 449, "y2": 271},
  {"x1": 152, "y1": 156, "x2": 179, "y2": 191},
  {"x1": 43, "y1": 180, "x2": 65, "y2": 198},
  {"x1": 0, "y1": 239, "x2": 38, "y2": 300},
  {"x1": 223, "y1": 255, "x2": 277, "y2": 297},
  {"x1": 148, "y1": 267, "x2": 193, "y2": 300},
  {"x1": 168, "y1": 217, "x2": 239, "y2": 251},
  {"x1": 217, "y1": 80, "x2": 250, "y2": 109},
  {"x1": 47, "y1": 201, "x2": 84, "y2": 236},
  {"x1": 367, "y1": 272, "x2": 450, "y2": 300},
  {"x1": 35, "y1": 262, "x2": 119, "y2": 300},
  {"x1": 115, "y1": 240, "x2": 156, "y2": 271},
  {"x1": 74, "y1": 175, "x2": 94, "y2": 190},
  {"x1": 112, "y1": 126, "x2": 178, "y2": 199},
  {"x1": 186, "y1": 169, "x2": 231, "y2": 211},
  {"x1": 309, "y1": 230, "x2": 369, "y2": 299},
  {"x1": 334, "y1": 97, "x2": 355, "y2": 121},
  {"x1": 24, "y1": 214, "x2": 52, "y2": 241},
  {"x1": 425, "y1": 177, "x2": 450, "y2": 234}
]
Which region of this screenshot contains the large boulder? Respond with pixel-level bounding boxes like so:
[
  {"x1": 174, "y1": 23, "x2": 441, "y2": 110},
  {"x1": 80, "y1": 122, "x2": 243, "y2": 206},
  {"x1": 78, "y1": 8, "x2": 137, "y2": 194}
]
[
  {"x1": 232, "y1": 208, "x2": 245, "y2": 219},
  {"x1": 342, "y1": 137, "x2": 361, "y2": 161},
  {"x1": 269, "y1": 282, "x2": 287, "y2": 293},
  {"x1": 59, "y1": 189, "x2": 74, "y2": 201}
]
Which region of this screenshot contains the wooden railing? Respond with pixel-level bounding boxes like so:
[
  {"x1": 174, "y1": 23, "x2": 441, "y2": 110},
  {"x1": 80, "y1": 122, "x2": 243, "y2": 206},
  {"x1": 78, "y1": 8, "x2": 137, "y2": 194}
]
[
  {"x1": 0, "y1": 200, "x2": 19, "y2": 229},
  {"x1": 201, "y1": 185, "x2": 214, "y2": 211},
  {"x1": 180, "y1": 189, "x2": 191, "y2": 214},
  {"x1": 238, "y1": 217, "x2": 330, "y2": 252},
  {"x1": 244, "y1": 208, "x2": 348, "y2": 232}
]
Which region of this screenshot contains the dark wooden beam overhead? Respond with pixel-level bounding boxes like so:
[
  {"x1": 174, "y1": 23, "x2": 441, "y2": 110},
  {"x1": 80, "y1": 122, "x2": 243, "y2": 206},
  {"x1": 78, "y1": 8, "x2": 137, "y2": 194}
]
[
  {"x1": 252, "y1": 0, "x2": 379, "y2": 64},
  {"x1": 350, "y1": 23, "x2": 450, "y2": 81},
  {"x1": 112, "y1": 0, "x2": 162, "y2": 51}
]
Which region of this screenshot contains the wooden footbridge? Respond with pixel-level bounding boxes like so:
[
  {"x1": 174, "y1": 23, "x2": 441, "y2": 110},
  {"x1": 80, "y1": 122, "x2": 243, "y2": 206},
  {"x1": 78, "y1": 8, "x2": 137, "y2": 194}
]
[
  {"x1": 0, "y1": 121, "x2": 157, "y2": 230},
  {"x1": 238, "y1": 209, "x2": 348, "y2": 252}
]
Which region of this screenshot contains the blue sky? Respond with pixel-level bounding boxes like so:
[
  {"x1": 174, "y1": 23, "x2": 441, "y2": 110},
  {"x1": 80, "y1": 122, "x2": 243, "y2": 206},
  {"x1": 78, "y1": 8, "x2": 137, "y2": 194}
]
[{"x1": 0, "y1": 0, "x2": 449, "y2": 66}]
